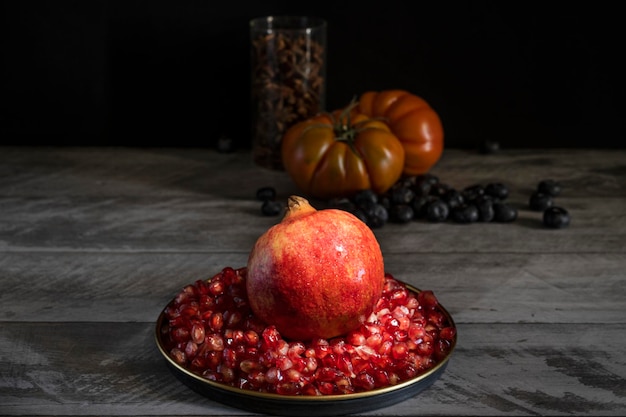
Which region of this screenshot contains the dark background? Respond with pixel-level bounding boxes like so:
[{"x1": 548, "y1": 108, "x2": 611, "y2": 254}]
[{"x1": 2, "y1": 1, "x2": 624, "y2": 150}]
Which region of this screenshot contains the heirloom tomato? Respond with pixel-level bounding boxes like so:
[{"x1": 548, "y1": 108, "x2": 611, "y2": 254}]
[
  {"x1": 358, "y1": 90, "x2": 444, "y2": 176},
  {"x1": 281, "y1": 108, "x2": 405, "y2": 200}
]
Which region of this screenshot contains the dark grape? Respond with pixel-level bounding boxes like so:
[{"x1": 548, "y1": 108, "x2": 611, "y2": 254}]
[
  {"x1": 474, "y1": 196, "x2": 495, "y2": 222},
  {"x1": 538, "y1": 180, "x2": 562, "y2": 197},
  {"x1": 411, "y1": 195, "x2": 436, "y2": 219},
  {"x1": 451, "y1": 205, "x2": 479, "y2": 224},
  {"x1": 256, "y1": 186, "x2": 277, "y2": 201},
  {"x1": 529, "y1": 191, "x2": 553, "y2": 211},
  {"x1": 485, "y1": 183, "x2": 509, "y2": 201},
  {"x1": 426, "y1": 199, "x2": 450, "y2": 222},
  {"x1": 354, "y1": 189, "x2": 378, "y2": 207},
  {"x1": 390, "y1": 186, "x2": 415, "y2": 205},
  {"x1": 390, "y1": 204, "x2": 414, "y2": 223},
  {"x1": 543, "y1": 206, "x2": 570, "y2": 229},
  {"x1": 462, "y1": 184, "x2": 485, "y2": 202},
  {"x1": 261, "y1": 200, "x2": 282, "y2": 216},
  {"x1": 493, "y1": 203, "x2": 517, "y2": 222},
  {"x1": 443, "y1": 189, "x2": 465, "y2": 210}
]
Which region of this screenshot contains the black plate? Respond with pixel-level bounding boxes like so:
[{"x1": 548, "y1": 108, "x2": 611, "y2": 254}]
[{"x1": 155, "y1": 282, "x2": 456, "y2": 416}]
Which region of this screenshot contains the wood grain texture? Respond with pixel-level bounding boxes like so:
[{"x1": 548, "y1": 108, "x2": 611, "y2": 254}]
[
  {"x1": 1, "y1": 322, "x2": 624, "y2": 416},
  {"x1": 0, "y1": 147, "x2": 625, "y2": 416},
  {"x1": 1, "y1": 252, "x2": 625, "y2": 324}
]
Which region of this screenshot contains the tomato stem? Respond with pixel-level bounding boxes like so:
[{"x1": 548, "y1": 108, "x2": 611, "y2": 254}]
[{"x1": 300, "y1": 97, "x2": 384, "y2": 159}]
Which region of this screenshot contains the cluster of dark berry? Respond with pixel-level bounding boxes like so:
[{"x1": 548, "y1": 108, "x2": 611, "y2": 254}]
[
  {"x1": 529, "y1": 180, "x2": 570, "y2": 229},
  {"x1": 255, "y1": 176, "x2": 570, "y2": 230},
  {"x1": 326, "y1": 174, "x2": 518, "y2": 229}
]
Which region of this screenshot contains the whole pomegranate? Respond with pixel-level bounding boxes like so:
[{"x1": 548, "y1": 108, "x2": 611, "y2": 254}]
[{"x1": 246, "y1": 196, "x2": 385, "y2": 341}]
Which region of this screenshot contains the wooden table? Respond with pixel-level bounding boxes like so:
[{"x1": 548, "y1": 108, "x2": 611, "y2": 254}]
[{"x1": 1, "y1": 146, "x2": 625, "y2": 416}]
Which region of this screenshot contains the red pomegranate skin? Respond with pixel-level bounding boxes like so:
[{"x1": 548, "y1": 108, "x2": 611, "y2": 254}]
[{"x1": 246, "y1": 196, "x2": 385, "y2": 341}]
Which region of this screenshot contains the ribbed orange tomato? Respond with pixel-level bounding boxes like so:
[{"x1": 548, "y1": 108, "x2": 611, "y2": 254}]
[
  {"x1": 358, "y1": 90, "x2": 444, "y2": 176},
  {"x1": 281, "y1": 108, "x2": 405, "y2": 200}
]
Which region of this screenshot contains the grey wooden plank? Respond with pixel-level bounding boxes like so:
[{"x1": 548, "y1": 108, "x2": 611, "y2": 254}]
[
  {"x1": 0, "y1": 322, "x2": 246, "y2": 416},
  {"x1": 0, "y1": 147, "x2": 301, "y2": 200},
  {"x1": 1, "y1": 322, "x2": 624, "y2": 416},
  {"x1": 0, "y1": 193, "x2": 624, "y2": 254},
  {"x1": 1, "y1": 252, "x2": 624, "y2": 324},
  {"x1": 1, "y1": 147, "x2": 625, "y2": 200},
  {"x1": 1, "y1": 147, "x2": 624, "y2": 254},
  {"x1": 1, "y1": 147, "x2": 625, "y2": 417}
]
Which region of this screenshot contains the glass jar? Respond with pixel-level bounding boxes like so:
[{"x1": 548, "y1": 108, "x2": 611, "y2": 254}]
[{"x1": 250, "y1": 16, "x2": 327, "y2": 170}]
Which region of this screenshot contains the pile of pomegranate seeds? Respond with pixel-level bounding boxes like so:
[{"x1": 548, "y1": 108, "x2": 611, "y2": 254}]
[{"x1": 160, "y1": 267, "x2": 456, "y2": 396}]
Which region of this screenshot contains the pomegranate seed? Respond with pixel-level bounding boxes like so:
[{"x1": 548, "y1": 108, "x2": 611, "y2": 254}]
[
  {"x1": 205, "y1": 333, "x2": 225, "y2": 351},
  {"x1": 205, "y1": 350, "x2": 222, "y2": 370},
  {"x1": 265, "y1": 367, "x2": 281, "y2": 384},
  {"x1": 405, "y1": 296, "x2": 419, "y2": 310},
  {"x1": 288, "y1": 341, "x2": 306, "y2": 358},
  {"x1": 168, "y1": 315, "x2": 186, "y2": 328},
  {"x1": 318, "y1": 381, "x2": 335, "y2": 395},
  {"x1": 354, "y1": 344, "x2": 377, "y2": 360},
  {"x1": 316, "y1": 366, "x2": 342, "y2": 382},
  {"x1": 337, "y1": 354, "x2": 355, "y2": 377},
  {"x1": 276, "y1": 381, "x2": 300, "y2": 395},
  {"x1": 378, "y1": 340, "x2": 393, "y2": 356},
  {"x1": 161, "y1": 267, "x2": 455, "y2": 395},
  {"x1": 185, "y1": 340, "x2": 199, "y2": 359},
  {"x1": 221, "y1": 347, "x2": 237, "y2": 368},
  {"x1": 219, "y1": 363, "x2": 235, "y2": 382},
  {"x1": 276, "y1": 340, "x2": 289, "y2": 356},
  {"x1": 302, "y1": 356, "x2": 318, "y2": 374},
  {"x1": 385, "y1": 317, "x2": 400, "y2": 332},
  {"x1": 276, "y1": 356, "x2": 294, "y2": 371},
  {"x1": 170, "y1": 348, "x2": 186, "y2": 365},
  {"x1": 243, "y1": 330, "x2": 260, "y2": 347},
  {"x1": 389, "y1": 288, "x2": 408, "y2": 306},
  {"x1": 300, "y1": 383, "x2": 320, "y2": 396},
  {"x1": 428, "y1": 310, "x2": 446, "y2": 328},
  {"x1": 366, "y1": 333, "x2": 383, "y2": 348},
  {"x1": 221, "y1": 266, "x2": 237, "y2": 285},
  {"x1": 225, "y1": 310, "x2": 243, "y2": 327},
  {"x1": 416, "y1": 340, "x2": 434, "y2": 356},
  {"x1": 262, "y1": 326, "x2": 282, "y2": 348},
  {"x1": 171, "y1": 327, "x2": 190, "y2": 343},
  {"x1": 194, "y1": 279, "x2": 209, "y2": 295},
  {"x1": 240, "y1": 359, "x2": 261, "y2": 373},
  {"x1": 283, "y1": 368, "x2": 303, "y2": 382},
  {"x1": 398, "y1": 363, "x2": 418, "y2": 379},
  {"x1": 418, "y1": 290, "x2": 439, "y2": 310},
  {"x1": 244, "y1": 346, "x2": 259, "y2": 360},
  {"x1": 351, "y1": 357, "x2": 373, "y2": 374},
  {"x1": 346, "y1": 331, "x2": 366, "y2": 346},
  {"x1": 179, "y1": 303, "x2": 199, "y2": 319},
  {"x1": 393, "y1": 329, "x2": 408, "y2": 342},
  {"x1": 191, "y1": 323, "x2": 205, "y2": 344},
  {"x1": 209, "y1": 279, "x2": 225, "y2": 295},
  {"x1": 435, "y1": 339, "x2": 452, "y2": 360},
  {"x1": 391, "y1": 342, "x2": 409, "y2": 360},
  {"x1": 313, "y1": 338, "x2": 331, "y2": 358},
  {"x1": 247, "y1": 369, "x2": 265, "y2": 387},
  {"x1": 336, "y1": 375, "x2": 353, "y2": 394},
  {"x1": 199, "y1": 295, "x2": 215, "y2": 310},
  {"x1": 408, "y1": 322, "x2": 426, "y2": 342},
  {"x1": 439, "y1": 326, "x2": 457, "y2": 341},
  {"x1": 208, "y1": 312, "x2": 224, "y2": 332}
]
